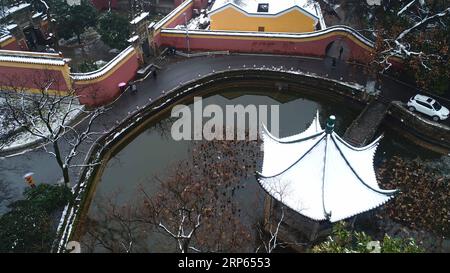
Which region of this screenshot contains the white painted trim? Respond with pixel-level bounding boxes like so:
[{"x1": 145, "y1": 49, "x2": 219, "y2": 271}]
[
  {"x1": 71, "y1": 46, "x2": 135, "y2": 81},
  {"x1": 161, "y1": 25, "x2": 374, "y2": 48},
  {"x1": 0, "y1": 34, "x2": 13, "y2": 44}
]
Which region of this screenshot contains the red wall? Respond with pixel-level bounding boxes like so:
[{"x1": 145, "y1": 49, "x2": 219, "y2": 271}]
[
  {"x1": 194, "y1": 0, "x2": 208, "y2": 9},
  {"x1": 165, "y1": 5, "x2": 193, "y2": 28},
  {"x1": 74, "y1": 52, "x2": 139, "y2": 106},
  {"x1": 0, "y1": 66, "x2": 69, "y2": 91},
  {"x1": 0, "y1": 47, "x2": 139, "y2": 107},
  {"x1": 17, "y1": 39, "x2": 29, "y2": 51},
  {"x1": 1, "y1": 39, "x2": 22, "y2": 51},
  {"x1": 158, "y1": 32, "x2": 372, "y2": 62}
]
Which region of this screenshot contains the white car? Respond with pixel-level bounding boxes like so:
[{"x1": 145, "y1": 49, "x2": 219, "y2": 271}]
[{"x1": 407, "y1": 94, "x2": 449, "y2": 121}]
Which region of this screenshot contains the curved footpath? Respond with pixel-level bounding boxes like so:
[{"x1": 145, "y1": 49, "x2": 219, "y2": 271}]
[{"x1": 0, "y1": 54, "x2": 448, "y2": 214}]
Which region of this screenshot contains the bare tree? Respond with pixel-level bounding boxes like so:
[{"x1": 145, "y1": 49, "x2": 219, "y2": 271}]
[
  {"x1": 82, "y1": 134, "x2": 261, "y2": 253},
  {"x1": 374, "y1": 1, "x2": 450, "y2": 72},
  {"x1": 137, "y1": 137, "x2": 258, "y2": 253},
  {"x1": 0, "y1": 71, "x2": 109, "y2": 186},
  {"x1": 254, "y1": 179, "x2": 307, "y2": 253},
  {"x1": 80, "y1": 130, "x2": 310, "y2": 253},
  {"x1": 81, "y1": 192, "x2": 148, "y2": 253},
  {"x1": 256, "y1": 205, "x2": 285, "y2": 253}
]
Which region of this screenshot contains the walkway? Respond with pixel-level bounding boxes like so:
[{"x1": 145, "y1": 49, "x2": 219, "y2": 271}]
[{"x1": 343, "y1": 99, "x2": 389, "y2": 147}]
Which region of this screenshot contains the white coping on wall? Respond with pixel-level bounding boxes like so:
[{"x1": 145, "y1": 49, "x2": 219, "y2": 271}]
[
  {"x1": 130, "y1": 12, "x2": 149, "y2": 25},
  {"x1": 0, "y1": 34, "x2": 13, "y2": 44},
  {"x1": 0, "y1": 3, "x2": 31, "y2": 19},
  {"x1": 127, "y1": 35, "x2": 139, "y2": 43},
  {"x1": 70, "y1": 46, "x2": 135, "y2": 81},
  {"x1": 160, "y1": 25, "x2": 374, "y2": 48},
  {"x1": 0, "y1": 49, "x2": 66, "y2": 66}
]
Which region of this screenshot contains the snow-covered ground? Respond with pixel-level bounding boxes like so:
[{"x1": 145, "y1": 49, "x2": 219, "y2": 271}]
[{"x1": 0, "y1": 99, "x2": 84, "y2": 153}]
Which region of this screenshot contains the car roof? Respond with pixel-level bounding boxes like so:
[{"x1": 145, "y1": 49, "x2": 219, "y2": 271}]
[{"x1": 414, "y1": 94, "x2": 435, "y2": 104}]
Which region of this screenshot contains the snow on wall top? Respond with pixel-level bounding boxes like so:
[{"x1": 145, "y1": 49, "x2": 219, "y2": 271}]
[
  {"x1": 161, "y1": 25, "x2": 374, "y2": 48},
  {"x1": 32, "y1": 12, "x2": 43, "y2": 19},
  {"x1": 0, "y1": 26, "x2": 12, "y2": 43},
  {"x1": 5, "y1": 24, "x2": 18, "y2": 30},
  {"x1": 0, "y1": 34, "x2": 13, "y2": 44},
  {"x1": 71, "y1": 46, "x2": 135, "y2": 81},
  {"x1": 209, "y1": 0, "x2": 320, "y2": 18},
  {"x1": 127, "y1": 35, "x2": 139, "y2": 43},
  {"x1": 0, "y1": 3, "x2": 31, "y2": 19},
  {"x1": 130, "y1": 12, "x2": 149, "y2": 25},
  {"x1": 0, "y1": 49, "x2": 66, "y2": 66}
]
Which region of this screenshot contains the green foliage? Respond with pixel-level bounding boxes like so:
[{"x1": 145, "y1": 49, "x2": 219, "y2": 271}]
[
  {"x1": 0, "y1": 184, "x2": 72, "y2": 253},
  {"x1": 0, "y1": 203, "x2": 52, "y2": 252},
  {"x1": 52, "y1": 0, "x2": 98, "y2": 44},
  {"x1": 97, "y1": 12, "x2": 130, "y2": 50},
  {"x1": 23, "y1": 184, "x2": 72, "y2": 213},
  {"x1": 312, "y1": 222, "x2": 423, "y2": 253},
  {"x1": 382, "y1": 234, "x2": 425, "y2": 253}
]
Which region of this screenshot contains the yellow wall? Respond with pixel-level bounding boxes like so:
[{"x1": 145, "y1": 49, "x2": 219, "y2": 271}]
[
  {"x1": 0, "y1": 36, "x2": 17, "y2": 48},
  {"x1": 210, "y1": 6, "x2": 317, "y2": 33}
]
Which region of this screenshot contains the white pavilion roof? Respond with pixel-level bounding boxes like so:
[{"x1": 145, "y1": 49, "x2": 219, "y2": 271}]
[{"x1": 257, "y1": 113, "x2": 397, "y2": 222}]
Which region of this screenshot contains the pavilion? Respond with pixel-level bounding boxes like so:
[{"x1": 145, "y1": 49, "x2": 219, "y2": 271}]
[{"x1": 257, "y1": 113, "x2": 397, "y2": 224}]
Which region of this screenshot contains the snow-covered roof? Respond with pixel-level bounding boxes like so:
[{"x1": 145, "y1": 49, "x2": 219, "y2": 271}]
[
  {"x1": 5, "y1": 24, "x2": 18, "y2": 30},
  {"x1": 127, "y1": 35, "x2": 139, "y2": 43},
  {"x1": 130, "y1": 12, "x2": 149, "y2": 25},
  {"x1": 0, "y1": 3, "x2": 31, "y2": 19},
  {"x1": 209, "y1": 0, "x2": 320, "y2": 19},
  {"x1": 0, "y1": 26, "x2": 11, "y2": 43},
  {"x1": 148, "y1": 21, "x2": 156, "y2": 29},
  {"x1": 32, "y1": 12, "x2": 43, "y2": 19},
  {"x1": 257, "y1": 112, "x2": 397, "y2": 222}
]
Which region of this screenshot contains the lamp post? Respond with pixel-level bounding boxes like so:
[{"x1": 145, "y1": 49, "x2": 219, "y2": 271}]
[{"x1": 183, "y1": 12, "x2": 190, "y2": 54}]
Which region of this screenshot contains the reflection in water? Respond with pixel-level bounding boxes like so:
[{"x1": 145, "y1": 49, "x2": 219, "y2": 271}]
[
  {"x1": 80, "y1": 92, "x2": 446, "y2": 252},
  {"x1": 81, "y1": 93, "x2": 329, "y2": 252}
]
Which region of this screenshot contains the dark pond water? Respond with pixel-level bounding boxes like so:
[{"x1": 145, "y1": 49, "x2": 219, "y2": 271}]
[{"x1": 80, "y1": 89, "x2": 446, "y2": 252}]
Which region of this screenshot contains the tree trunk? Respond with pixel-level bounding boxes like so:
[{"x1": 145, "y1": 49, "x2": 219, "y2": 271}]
[
  {"x1": 182, "y1": 239, "x2": 189, "y2": 253},
  {"x1": 53, "y1": 141, "x2": 70, "y2": 186}
]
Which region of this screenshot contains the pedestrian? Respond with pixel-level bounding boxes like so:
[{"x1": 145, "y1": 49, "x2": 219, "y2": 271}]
[
  {"x1": 332, "y1": 57, "x2": 337, "y2": 68},
  {"x1": 131, "y1": 84, "x2": 138, "y2": 94},
  {"x1": 339, "y1": 47, "x2": 344, "y2": 60},
  {"x1": 153, "y1": 69, "x2": 158, "y2": 79}
]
